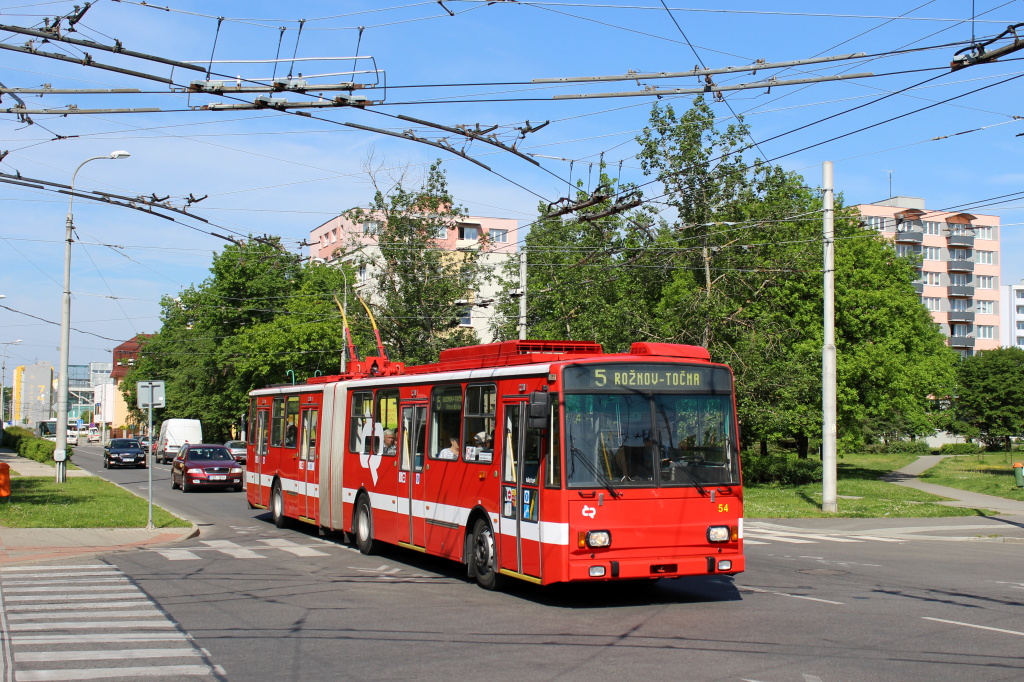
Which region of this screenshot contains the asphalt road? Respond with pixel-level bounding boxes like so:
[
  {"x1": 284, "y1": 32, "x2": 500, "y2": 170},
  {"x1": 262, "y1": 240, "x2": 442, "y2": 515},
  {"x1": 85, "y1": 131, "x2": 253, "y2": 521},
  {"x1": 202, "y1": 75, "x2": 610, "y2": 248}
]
[{"x1": 3, "y1": 444, "x2": 1022, "y2": 681}]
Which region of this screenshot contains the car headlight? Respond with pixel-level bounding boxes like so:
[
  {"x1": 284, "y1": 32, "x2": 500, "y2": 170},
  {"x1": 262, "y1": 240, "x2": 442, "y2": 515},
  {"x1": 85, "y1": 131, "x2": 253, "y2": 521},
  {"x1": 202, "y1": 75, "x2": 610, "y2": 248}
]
[
  {"x1": 707, "y1": 526, "x2": 731, "y2": 543},
  {"x1": 231, "y1": 467, "x2": 242, "y2": 474},
  {"x1": 577, "y1": 530, "x2": 612, "y2": 549},
  {"x1": 186, "y1": 468, "x2": 204, "y2": 475}
]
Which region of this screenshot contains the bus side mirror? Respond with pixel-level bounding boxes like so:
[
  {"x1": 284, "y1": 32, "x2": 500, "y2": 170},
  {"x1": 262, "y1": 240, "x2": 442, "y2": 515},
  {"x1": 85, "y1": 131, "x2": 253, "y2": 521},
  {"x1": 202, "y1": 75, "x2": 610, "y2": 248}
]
[{"x1": 527, "y1": 391, "x2": 550, "y2": 430}]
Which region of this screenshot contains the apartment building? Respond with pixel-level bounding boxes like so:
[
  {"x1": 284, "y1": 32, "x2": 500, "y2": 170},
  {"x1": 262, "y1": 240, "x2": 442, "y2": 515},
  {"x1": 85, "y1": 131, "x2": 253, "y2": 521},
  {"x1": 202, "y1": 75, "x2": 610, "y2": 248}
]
[
  {"x1": 308, "y1": 212, "x2": 520, "y2": 344},
  {"x1": 857, "y1": 197, "x2": 1000, "y2": 358},
  {"x1": 1001, "y1": 280, "x2": 1024, "y2": 349}
]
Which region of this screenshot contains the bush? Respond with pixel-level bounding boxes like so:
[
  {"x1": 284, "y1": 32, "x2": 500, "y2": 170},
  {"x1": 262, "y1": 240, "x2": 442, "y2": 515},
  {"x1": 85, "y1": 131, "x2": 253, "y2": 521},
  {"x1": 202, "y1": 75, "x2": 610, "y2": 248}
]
[
  {"x1": 742, "y1": 453, "x2": 822, "y2": 485},
  {"x1": 863, "y1": 441, "x2": 932, "y2": 455},
  {"x1": 937, "y1": 442, "x2": 982, "y2": 455},
  {"x1": 1, "y1": 426, "x2": 71, "y2": 464}
]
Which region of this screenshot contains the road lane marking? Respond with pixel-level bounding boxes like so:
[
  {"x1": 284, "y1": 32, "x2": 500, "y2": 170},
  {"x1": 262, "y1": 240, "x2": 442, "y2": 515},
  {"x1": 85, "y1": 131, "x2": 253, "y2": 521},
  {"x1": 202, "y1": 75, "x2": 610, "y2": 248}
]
[
  {"x1": 15, "y1": 664, "x2": 217, "y2": 680},
  {"x1": 740, "y1": 586, "x2": 845, "y2": 605},
  {"x1": 9, "y1": 620, "x2": 176, "y2": 632},
  {"x1": 2, "y1": 592, "x2": 140, "y2": 602},
  {"x1": 922, "y1": 617, "x2": 1024, "y2": 637},
  {"x1": 14, "y1": 634, "x2": 188, "y2": 645},
  {"x1": 3, "y1": 601, "x2": 152, "y2": 612},
  {"x1": 7, "y1": 610, "x2": 162, "y2": 620},
  {"x1": 155, "y1": 549, "x2": 201, "y2": 561},
  {"x1": 200, "y1": 540, "x2": 266, "y2": 559},
  {"x1": 257, "y1": 539, "x2": 330, "y2": 556},
  {"x1": 16, "y1": 649, "x2": 202, "y2": 663}
]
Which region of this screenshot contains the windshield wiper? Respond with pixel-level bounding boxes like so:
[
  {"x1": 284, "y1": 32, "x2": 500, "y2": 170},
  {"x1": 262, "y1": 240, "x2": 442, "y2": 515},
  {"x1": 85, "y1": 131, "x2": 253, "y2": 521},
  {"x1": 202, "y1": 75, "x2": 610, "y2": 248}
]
[
  {"x1": 569, "y1": 433, "x2": 621, "y2": 498},
  {"x1": 668, "y1": 460, "x2": 707, "y2": 497}
]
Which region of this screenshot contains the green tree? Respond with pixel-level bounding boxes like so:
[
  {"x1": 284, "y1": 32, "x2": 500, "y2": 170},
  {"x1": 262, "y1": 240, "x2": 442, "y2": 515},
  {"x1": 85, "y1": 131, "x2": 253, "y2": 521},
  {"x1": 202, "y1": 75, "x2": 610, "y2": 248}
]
[
  {"x1": 953, "y1": 347, "x2": 1024, "y2": 449},
  {"x1": 343, "y1": 161, "x2": 492, "y2": 366}
]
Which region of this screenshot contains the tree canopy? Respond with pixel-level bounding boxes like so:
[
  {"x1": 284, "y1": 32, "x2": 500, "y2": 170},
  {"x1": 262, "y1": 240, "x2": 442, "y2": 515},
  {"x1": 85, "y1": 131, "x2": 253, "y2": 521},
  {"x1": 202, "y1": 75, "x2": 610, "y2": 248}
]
[{"x1": 952, "y1": 347, "x2": 1024, "y2": 449}]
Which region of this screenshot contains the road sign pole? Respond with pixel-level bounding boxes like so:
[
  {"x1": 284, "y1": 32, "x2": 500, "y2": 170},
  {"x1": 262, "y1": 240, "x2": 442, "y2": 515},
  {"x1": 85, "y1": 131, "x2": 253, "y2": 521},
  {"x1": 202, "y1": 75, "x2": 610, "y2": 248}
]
[{"x1": 147, "y1": 396, "x2": 154, "y2": 529}]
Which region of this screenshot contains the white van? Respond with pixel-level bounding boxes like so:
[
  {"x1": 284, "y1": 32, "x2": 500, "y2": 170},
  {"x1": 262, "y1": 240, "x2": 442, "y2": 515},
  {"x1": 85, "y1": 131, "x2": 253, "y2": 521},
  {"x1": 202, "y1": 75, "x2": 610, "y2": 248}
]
[{"x1": 157, "y1": 419, "x2": 203, "y2": 464}]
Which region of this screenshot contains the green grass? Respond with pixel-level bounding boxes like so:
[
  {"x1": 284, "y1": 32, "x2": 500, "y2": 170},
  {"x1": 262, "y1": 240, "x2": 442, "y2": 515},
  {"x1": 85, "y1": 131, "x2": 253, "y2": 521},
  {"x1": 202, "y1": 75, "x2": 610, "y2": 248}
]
[
  {"x1": 920, "y1": 453, "x2": 1024, "y2": 501},
  {"x1": 744, "y1": 452, "x2": 1000, "y2": 518},
  {"x1": 0, "y1": 477, "x2": 191, "y2": 529}
]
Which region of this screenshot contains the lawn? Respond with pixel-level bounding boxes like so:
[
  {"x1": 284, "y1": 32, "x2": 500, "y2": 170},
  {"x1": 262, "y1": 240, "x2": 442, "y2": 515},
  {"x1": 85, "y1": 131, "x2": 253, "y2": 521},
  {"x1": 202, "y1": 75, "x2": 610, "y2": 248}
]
[
  {"x1": 744, "y1": 452, "x2": 1002, "y2": 518},
  {"x1": 920, "y1": 453, "x2": 1024, "y2": 502},
  {"x1": 0, "y1": 476, "x2": 190, "y2": 528}
]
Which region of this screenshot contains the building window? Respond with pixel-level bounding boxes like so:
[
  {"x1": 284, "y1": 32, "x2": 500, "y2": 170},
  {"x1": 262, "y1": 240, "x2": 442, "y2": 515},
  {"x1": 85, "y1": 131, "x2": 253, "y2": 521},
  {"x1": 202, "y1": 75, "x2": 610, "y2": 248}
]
[
  {"x1": 949, "y1": 298, "x2": 970, "y2": 312},
  {"x1": 490, "y1": 229, "x2": 508, "y2": 243},
  {"x1": 946, "y1": 223, "x2": 972, "y2": 236},
  {"x1": 949, "y1": 248, "x2": 971, "y2": 261},
  {"x1": 1018, "y1": 306, "x2": 1024, "y2": 315},
  {"x1": 1016, "y1": 290, "x2": 1024, "y2": 299},
  {"x1": 975, "y1": 226, "x2": 995, "y2": 240},
  {"x1": 956, "y1": 348, "x2": 974, "y2": 358},
  {"x1": 362, "y1": 221, "x2": 381, "y2": 235},
  {"x1": 924, "y1": 221, "x2": 942, "y2": 235},
  {"x1": 458, "y1": 224, "x2": 479, "y2": 241},
  {"x1": 1018, "y1": 321, "x2": 1024, "y2": 330},
  {"x1": 923, "y1": 246, "x2": 941, "y2": 260},
  {"x1": 951, "y1": 324, "x2": 971, "y2": 337},
  {"x1": 923, "y1": 271, "x2": 942, "y2": 286},
  {"x1": 976, "y1": 275, "x2": 994, "y2": 289},
  {"x1": 949, "y1": 273, "x2": 970, "y2": 286},
  {"x1": 429, "y1": 224, "x2": 447, "y2": 239},
  {"x1": 864, "y1": 215, "x2": 888, "y2": 231},
  {"x1": 924, "y1": 297, "x2": 941, "y2": 311},
  {"x1": 977, "y1": 326, "x2": 994, "y2": 340},
  {"x1": 896, "y1": 244, "x2": 919, "y2": 258},
  {"x1": 976, "y1": 250, "x2": 994, "y2": 265},
  {"x1": 1018, "y1": 336, "x2": 1024, "y2": 346},
  {"x1": 358, "y1": 265, "x2": 367, "y2": 282},
  {"x1": 977, "y1": 300, "x2": 994, "y2": 315}
]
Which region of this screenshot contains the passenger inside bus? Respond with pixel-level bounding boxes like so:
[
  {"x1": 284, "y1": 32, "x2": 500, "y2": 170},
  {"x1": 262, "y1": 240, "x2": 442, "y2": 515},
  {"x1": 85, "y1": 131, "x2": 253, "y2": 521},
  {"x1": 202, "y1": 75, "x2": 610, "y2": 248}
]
[
  {"x1": 613, "y1": 436, "x2": 656, "y2": 481},
  {"x1": 438, "y1": 436, "x2": 459, "y2": 460},
  {"x1": 284, "y1": 422, "x2": 298, "y2": 449},
  {"x1": 381, "y1": 429, "x2": 397, "y2": 456}
]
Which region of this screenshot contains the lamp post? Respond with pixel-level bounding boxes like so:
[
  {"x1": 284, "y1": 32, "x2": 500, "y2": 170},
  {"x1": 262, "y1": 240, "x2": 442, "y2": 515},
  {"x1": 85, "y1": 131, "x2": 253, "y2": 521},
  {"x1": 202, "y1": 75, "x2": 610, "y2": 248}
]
[
  {"x1": 1, "y1": 335, "x2": 22, "y2": 428},
  {"x1": 54, "y1": 151, "x2": 130, "y2": 483}
]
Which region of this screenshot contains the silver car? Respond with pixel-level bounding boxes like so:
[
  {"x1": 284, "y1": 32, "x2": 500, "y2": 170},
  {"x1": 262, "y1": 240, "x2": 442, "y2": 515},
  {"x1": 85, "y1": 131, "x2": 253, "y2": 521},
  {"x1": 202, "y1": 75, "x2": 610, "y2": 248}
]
[{"x1": 224, "y1": 440, "x2": 247, "y2": 464}]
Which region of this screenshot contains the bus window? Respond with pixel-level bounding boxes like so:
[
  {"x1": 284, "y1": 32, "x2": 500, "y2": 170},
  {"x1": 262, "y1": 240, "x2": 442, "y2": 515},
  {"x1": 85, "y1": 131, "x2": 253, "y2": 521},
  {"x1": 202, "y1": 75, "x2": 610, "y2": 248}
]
[
  {"x1": 463, "y1": 384, "x2": 495, "y2": 463},
  {"x1": 300, "y1": 409, "x2": 318, "y2": 461},
  {"x1": 376, "y1": 389, "x2": 399, "y2": 455},
  {"x1": 545, "y1": 397, "x2": 561, "y2": 489},
  {"x1": 349, "y1": 391, "x2": 372, "y2": 452},
  {"x1": 284, "y1": 396, "x2": 300, "y2": 449},
  {"x1": 271, "y1": 398, "x2": 284, "y2": 447},
  {"x1": 430, "y1": 385, "x2": 462, "y2": 460}
]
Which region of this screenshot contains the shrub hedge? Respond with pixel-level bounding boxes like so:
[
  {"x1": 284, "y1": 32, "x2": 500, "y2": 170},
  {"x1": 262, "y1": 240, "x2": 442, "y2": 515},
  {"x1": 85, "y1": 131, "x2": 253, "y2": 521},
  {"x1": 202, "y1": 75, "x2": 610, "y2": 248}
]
[
  {"x1": 863, "y1": 441, "x2": 932, "y2": 455},
  {"x1": 937, "y1": 442, "x2": 982, "y2": 455},
  {"x1": 741, "y1": 453, "x2": 822, "y2": 485},
  {"x1": 1, "y1": 426, "x2": 72, "y2": 464}
]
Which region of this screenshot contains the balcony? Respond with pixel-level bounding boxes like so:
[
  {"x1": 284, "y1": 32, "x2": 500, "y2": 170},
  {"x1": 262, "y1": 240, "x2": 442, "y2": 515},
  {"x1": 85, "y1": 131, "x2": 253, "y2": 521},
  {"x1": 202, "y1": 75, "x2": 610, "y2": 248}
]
[
  {"x1": 947, "y1": 234, "x2": 974, "y2": 247},
  {"x1": 946, "y1": 260, "x2": 974, "y2": 273},
  {"x1": 913, "y1": 282, "x2": 924, "y2": 294},
  {"x1": 948, "y1": 336, "x2": 976, "y2": 348},
  {"x1": 894, "y1": 230, "x2": 924, "y2": 243},
  {"x1": 948, "y1": 285, "x2": 975, "y2": 297},
  {"x1": 947, "y1": 311, "x2": 975, "y2": 323}
]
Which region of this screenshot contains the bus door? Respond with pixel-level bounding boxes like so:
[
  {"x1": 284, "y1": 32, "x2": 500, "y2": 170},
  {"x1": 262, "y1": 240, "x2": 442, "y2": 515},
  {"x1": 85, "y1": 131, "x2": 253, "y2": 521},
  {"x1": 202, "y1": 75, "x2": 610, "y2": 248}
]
[
  {"x1": 298, "y1": 406, "x2": 319, "y2": 521},
  {"x1": 398, "y1": 404, "x2": 427, "y2": 548},
  {"x1": 498, "y1": 401, "x2": 543, "y2": 579},
  {"x1": 251, "y1": 409, "x2": 270, "y2": 506}
]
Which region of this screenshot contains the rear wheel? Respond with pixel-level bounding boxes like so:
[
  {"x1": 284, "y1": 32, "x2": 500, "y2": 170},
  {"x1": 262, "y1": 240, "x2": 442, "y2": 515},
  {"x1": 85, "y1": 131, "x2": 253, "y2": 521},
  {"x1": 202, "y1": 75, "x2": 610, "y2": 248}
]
[
  {"x1": 354, "y1": 495, "x2": 380, "y2": 555},
  {"x1": 271, "y1": 482, "x2": 287, "y2": 528},
  {"x1": 470, "y1": 518, "x2": 504, "y2": 591}
]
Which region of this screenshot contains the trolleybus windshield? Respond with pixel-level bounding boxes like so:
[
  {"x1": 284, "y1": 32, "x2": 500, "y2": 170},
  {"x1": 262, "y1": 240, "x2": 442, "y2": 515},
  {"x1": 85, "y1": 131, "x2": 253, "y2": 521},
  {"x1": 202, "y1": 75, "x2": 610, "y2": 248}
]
[{"x1": 562, "y1": 364, "x2": 739, "y2": 489}]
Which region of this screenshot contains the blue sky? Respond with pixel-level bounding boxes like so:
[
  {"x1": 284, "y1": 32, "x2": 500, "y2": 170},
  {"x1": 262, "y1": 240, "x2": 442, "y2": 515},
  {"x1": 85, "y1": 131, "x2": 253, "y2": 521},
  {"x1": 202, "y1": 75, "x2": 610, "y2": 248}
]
[{"x1": 2, "y1": 0, "x2": 1022, "y2": 373}]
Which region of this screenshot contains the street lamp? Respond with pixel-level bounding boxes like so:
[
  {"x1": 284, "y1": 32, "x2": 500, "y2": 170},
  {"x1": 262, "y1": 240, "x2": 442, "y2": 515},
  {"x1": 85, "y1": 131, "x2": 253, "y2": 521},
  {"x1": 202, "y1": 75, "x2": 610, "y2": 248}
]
[
  {"x1": 1, "y1": 336, "x2": 22, "y2": 428},
  {"x1": 54, "y1": 151, "x2": 130, "y2": 483}
]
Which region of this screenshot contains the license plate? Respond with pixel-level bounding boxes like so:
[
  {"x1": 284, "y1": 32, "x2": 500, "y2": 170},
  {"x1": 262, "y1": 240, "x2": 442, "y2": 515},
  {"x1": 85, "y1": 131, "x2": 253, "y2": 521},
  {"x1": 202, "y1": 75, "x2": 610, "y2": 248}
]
[
  {"x1": 122, "y1": 458, "x2": 134, "y2": 462},
  {"x1": 209, "y1": 475, "x2": 226, "y2": 481}
]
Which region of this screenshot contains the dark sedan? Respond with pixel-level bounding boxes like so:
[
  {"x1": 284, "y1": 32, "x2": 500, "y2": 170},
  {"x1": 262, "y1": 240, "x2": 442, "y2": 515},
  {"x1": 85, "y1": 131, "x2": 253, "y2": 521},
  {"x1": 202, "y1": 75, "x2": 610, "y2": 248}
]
[
  {"x1": 103, "y1": 438, "x2": 147, "y2": 469},
  {"x1": 170, "y1": 443, "x2": 244, "y2": 492}
]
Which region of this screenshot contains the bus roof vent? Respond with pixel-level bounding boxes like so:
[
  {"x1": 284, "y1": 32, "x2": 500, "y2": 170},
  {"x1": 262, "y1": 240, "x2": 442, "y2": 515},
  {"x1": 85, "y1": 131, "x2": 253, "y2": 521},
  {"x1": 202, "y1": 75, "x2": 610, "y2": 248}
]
[{"x1": 629, "y1": 342, "x2": 710, "y2": 361}]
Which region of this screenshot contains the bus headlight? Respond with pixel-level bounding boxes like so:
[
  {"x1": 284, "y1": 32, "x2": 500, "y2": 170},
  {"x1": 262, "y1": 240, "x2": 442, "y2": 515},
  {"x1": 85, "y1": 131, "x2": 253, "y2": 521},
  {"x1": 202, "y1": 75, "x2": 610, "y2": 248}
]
[
  {"x1": 578, "y1": 530, "x2": 612, "y2": 549},
  {"x1": 707, "y1": 526, "x2": 730, "y2": 543}
]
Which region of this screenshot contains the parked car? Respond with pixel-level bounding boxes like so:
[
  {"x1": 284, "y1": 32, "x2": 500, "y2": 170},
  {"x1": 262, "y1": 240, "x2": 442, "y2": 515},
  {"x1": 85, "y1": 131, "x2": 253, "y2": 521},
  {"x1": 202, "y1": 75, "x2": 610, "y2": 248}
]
[
  {"x1": 103, "y1": 438, "x2": 147, "y2": 469},
  {"x1": 157, "y1": 418, "x2": 203, "y2": 464},
  {"x1": 66, "y1": 430, "x2": 79, "y2": 446},
  {"x1": 224, "y1": 440, "x2": 247, "y2": 464},
  {"x1": 170, "y1": 443, "x2": 243, "y2": 492}
]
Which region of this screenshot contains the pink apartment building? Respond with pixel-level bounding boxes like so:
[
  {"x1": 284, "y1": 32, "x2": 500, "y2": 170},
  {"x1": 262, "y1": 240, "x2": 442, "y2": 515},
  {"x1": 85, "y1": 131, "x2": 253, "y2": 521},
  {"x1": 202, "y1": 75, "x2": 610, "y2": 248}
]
[
  {"x1": 857, "y1": 197, "x2": 1000, "y2": 357},
  {"x1": 308, "y1": 212, "x2": 521, "y2": 344}
]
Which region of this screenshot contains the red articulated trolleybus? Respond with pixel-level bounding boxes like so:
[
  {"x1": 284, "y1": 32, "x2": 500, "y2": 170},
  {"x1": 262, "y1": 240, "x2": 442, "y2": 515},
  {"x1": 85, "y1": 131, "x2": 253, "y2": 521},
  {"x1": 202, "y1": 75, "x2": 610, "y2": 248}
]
[{"x1": 247, "y1": 340, "x2": 744, "y2": 590}]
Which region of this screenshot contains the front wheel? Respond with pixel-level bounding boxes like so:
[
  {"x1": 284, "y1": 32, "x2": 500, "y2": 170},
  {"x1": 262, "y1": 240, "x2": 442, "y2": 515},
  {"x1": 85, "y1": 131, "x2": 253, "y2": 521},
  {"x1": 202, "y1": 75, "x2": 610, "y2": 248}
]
[
  {"x1": 271, "y1": 482, "x2": 288, "y2": 528},
  {"x1": 354, "y1": 495, "x2": 381, "y2": 555},
  {"x1": 102, "y1": 457, "x2": 109, "y2": 469},
  {"x1": 181, "y1": 478, "x2": 190, "y2": 493},
  {"x1": 470, "y1": 518, "x2": 504, "y2": 591}
]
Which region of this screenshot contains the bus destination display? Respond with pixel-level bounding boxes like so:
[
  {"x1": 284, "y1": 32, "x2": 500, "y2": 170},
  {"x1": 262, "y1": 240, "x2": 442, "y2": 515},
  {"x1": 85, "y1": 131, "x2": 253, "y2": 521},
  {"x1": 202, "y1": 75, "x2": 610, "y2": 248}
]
[{"x1": 562, "y1": 363, "x2": 732, "y2": 392}]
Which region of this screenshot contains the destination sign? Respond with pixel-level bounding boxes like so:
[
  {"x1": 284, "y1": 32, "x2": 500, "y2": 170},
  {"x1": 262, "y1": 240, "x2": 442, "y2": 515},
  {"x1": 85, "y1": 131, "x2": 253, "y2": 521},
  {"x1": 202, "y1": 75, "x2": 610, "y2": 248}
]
[{"x1": 562, "y1": 363, "x2": 732, "y2": 393}]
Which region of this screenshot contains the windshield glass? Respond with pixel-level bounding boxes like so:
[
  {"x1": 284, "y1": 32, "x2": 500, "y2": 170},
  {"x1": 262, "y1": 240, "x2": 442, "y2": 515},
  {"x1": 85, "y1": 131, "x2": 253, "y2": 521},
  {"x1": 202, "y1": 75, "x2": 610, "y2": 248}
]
[
  {"x1": 564, "y1": 392, "x2": 739, "y2": 489},
  {"x1": 189, "y1": 448, "x2": 232, "y2": 461},
  {"x1": 110, "y1": 439, "x2": 139, "y2": 449}
]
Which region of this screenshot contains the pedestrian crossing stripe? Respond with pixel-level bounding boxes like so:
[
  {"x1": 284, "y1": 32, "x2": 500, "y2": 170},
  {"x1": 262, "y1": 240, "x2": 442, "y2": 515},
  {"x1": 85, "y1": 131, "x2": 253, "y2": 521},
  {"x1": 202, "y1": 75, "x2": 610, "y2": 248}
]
[{"x1": 151, "y1": 538, "x2": 332, "y2": 561}]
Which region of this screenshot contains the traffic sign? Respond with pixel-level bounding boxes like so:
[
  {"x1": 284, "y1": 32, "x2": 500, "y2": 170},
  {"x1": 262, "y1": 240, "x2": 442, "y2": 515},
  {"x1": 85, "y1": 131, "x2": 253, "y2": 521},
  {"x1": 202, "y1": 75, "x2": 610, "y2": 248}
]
[{"x1": 136, "y1": 380, "x2": 166, "y2": 409}]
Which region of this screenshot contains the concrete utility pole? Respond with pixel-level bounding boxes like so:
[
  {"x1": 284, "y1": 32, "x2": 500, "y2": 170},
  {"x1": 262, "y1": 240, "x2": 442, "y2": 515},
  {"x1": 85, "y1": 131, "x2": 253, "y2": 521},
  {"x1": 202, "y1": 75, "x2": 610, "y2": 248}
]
[
  {"x1": 822, "y1": 161, "x2": 838, "y2": 513},
  {"x1": 518, "y1": 249, "x2": 527, "y2": 340}
]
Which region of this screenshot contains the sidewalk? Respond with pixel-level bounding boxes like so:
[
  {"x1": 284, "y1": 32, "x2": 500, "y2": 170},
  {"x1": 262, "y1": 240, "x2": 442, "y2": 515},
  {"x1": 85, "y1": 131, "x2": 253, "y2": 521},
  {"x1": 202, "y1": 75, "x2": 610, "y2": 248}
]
[
  {"x1": 881, "y1": 454, "x2": 1024, "y2": 516},
  {"x1": 0, "y1": 448, "x2": 198, "y2": 567}
]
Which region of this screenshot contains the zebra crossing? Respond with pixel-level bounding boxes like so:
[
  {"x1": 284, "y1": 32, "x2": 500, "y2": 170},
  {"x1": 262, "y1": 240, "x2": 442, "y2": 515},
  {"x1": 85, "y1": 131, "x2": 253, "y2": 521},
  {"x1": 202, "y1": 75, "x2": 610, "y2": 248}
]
[
  {"x1": 148, "y1": 537, "x2": 334, "y2": 561},
  {"x1": 0, "y1": 564, "x2": 224, "y2": 681},
  {"x1": 744, "y1": 523, "x2": 907, "y2": 546}
]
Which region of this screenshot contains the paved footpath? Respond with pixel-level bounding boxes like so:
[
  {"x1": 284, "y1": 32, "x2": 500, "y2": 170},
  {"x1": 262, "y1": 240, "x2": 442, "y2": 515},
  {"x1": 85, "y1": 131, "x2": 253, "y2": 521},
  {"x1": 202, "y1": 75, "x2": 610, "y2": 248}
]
[
  {"x1": 0, "y1": 448, "x2": 197, "y2": 567},
  {"x1": 880, "y1": 454, "x2": 1024, "y2": 516}
]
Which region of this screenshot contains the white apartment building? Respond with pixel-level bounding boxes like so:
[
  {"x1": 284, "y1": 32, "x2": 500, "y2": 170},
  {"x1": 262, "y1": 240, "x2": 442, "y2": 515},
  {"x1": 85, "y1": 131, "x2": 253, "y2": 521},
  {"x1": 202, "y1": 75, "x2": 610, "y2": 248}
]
[
  {"x1": 1001, "y1": 280, "x2": 1024, "y2": 349},
  {"x1": 308, "y1": 212, "x2": 521, "y2": 344},
  {"x1": 857, "y1": 197, "x2": 1001, "y2": 358}
]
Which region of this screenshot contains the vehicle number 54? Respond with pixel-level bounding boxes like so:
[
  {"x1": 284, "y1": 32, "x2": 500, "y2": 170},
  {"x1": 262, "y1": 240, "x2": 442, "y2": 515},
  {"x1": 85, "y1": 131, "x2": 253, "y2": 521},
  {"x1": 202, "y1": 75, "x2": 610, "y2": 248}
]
[{"x1": 717, "y1": 503, "x2": 729, "y2": 513}]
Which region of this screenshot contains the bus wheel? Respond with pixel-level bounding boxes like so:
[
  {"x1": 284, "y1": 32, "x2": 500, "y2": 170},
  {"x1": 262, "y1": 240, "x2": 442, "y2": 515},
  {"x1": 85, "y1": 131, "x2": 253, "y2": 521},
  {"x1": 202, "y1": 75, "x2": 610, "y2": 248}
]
[
  {"x1": 354, "y1": 495, "x2": 380, "y2": 555},
  {"x1": 471, "y1": 518, "x2": 504, "y2": 591},
  {"x1": 271, "y1": 482, "x2": 288, "y2": 528}
]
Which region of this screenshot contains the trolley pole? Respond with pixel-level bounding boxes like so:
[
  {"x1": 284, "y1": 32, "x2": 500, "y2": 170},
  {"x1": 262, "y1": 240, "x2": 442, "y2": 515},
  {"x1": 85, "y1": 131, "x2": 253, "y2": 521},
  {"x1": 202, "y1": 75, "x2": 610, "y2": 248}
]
[{"x1": 822, "y1": 161, "x2": 838, "y2": 514}]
